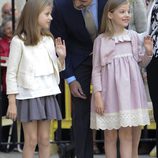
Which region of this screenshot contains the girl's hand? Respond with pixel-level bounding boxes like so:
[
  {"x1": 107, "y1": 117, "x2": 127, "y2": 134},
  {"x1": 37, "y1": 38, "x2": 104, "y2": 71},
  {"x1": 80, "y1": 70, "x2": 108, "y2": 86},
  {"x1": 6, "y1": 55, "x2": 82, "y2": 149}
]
[
  {"x1": 94, "y1": 92, "x2": 105, "y2": 115},
  {"x1": 55, "y1": 37, "x2": 66, "y2": 59},
  {"x1": 144, "y1": 35, "x2": 153, "y2": 56},
  {"x1": 6, "y1": 95, "x2": 17, "y2": 121},
  {"x1": 6, "y1": 104, "x2": 17, "y2": 121}
]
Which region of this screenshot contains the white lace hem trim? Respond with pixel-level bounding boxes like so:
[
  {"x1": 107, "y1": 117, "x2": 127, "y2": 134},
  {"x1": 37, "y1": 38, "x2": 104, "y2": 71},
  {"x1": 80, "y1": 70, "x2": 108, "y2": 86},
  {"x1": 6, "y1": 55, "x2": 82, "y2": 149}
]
[{"x1": 90, "y1": 109, "x2": 150, "y2": 130}]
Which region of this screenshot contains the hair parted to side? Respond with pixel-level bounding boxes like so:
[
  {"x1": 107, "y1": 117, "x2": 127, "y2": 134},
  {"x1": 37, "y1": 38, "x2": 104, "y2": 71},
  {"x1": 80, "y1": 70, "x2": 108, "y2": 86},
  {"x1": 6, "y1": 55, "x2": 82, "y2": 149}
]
[
  {"x1": 100, "y1": 0, "x2": 129, "y2": 37},
  {"x1": 15, "y1": 0, "x2": 53, "y2": 46}
]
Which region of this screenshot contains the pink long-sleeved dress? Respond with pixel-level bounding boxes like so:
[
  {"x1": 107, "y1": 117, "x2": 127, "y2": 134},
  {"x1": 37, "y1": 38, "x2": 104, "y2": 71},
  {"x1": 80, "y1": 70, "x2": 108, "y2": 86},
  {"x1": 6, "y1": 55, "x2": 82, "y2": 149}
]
[{"x1": 90, "y1": 30, "x2": 151, "y2": 130}]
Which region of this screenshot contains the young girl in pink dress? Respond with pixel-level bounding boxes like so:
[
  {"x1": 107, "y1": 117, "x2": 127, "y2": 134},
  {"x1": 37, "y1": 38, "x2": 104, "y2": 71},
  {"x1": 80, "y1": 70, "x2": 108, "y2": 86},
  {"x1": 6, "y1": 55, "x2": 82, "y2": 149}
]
[{"x1": 90, "y1": 0, "x2": 153, "y2": 158}]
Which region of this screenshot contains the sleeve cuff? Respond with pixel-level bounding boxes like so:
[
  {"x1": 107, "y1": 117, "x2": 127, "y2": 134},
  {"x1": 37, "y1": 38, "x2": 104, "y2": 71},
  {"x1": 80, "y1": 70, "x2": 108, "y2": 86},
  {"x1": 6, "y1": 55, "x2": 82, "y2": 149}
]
[{"x1": 66, "y1": 76, "x2": 76, "y2": 84}]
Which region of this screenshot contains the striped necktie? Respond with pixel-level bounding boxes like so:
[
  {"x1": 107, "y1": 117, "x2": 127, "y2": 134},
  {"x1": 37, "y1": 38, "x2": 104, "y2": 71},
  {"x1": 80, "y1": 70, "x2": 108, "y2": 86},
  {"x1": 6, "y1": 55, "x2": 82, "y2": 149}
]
[{"x1": 83, "y1": 8, "x2": 97, "y2": 41}]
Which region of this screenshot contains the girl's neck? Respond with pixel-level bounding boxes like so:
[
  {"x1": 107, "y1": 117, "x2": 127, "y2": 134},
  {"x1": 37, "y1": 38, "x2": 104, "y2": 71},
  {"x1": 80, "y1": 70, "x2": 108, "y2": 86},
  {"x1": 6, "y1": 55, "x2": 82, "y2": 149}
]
[{"x1": 113, "y1": 28, "x2": 126, "y2": 36}]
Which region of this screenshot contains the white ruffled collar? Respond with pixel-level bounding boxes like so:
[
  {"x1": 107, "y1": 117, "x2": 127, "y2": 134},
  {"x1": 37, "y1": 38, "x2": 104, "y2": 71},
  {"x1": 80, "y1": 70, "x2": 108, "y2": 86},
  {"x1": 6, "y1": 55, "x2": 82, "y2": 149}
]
[{"x1": 112, "y1": 30, "x2": 131, "y2": 43}]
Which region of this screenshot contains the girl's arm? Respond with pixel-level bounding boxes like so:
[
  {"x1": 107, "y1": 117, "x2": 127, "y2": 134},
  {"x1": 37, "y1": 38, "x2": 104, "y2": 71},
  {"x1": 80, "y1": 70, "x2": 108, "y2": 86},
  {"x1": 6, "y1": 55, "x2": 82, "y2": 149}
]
[
  {"x1": 6, "y1": 36, "x2": 22, "y2": 121},
  {"x1": 92, "y1": 37, "x2": 102, "y2": 94},
  {"x1": 92, "y1": 37, "x2": 105, "y2": 115},
  {"x1": 6, "y1": 36, "x2": 22, "y2": 94}
]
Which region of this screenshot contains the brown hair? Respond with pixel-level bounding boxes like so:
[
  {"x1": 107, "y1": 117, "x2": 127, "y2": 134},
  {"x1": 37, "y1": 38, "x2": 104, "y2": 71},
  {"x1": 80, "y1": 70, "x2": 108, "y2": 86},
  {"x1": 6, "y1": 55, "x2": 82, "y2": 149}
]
[
  {"x1": 100, "y1": 0, "x2": 129, "y2": 37},
  {"x1": 14, "y1": 0, "x2": 53, "y2": 46}
]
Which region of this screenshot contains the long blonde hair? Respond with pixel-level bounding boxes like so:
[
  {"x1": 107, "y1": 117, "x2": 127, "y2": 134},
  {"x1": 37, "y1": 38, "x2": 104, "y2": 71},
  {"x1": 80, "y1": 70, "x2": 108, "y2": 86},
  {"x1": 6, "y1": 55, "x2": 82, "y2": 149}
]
[
  {"x1": 15, "y1": 0, "x2": 53, "y2": 46},
  {"x1": 100, "y1": 0, "x2": 129, "y2": 37}
]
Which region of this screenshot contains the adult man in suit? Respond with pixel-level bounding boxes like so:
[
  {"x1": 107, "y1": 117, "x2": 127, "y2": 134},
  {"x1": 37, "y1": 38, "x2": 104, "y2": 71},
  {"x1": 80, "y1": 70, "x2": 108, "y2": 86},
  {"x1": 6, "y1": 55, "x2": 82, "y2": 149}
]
[{"x1": 51, "y1": 0, "x2": 107, "y2": 157}]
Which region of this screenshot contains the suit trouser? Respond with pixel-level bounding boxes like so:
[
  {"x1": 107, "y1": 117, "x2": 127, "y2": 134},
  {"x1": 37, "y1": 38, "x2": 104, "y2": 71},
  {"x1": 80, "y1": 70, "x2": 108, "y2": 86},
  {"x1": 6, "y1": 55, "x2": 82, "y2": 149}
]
[
  {"x1": 147, "y1": 56, "x2": 158, "y2": 123},
  {"x1": 147, "y1": 56, "x2": 158, "y2": 157},
  {"x1": 71, "y1": 56, "x2": 93, "y2": 158}
]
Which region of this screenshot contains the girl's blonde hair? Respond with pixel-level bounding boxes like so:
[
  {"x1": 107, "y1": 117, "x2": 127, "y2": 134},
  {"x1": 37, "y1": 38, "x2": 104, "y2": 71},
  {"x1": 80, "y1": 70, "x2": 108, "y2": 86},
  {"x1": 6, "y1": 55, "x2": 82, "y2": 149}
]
[
  {"x1": 15, "y1": 0, "x2": 53, "y2": 46},
  {"x1": 100, "y1": 0, "x2": 129, "y2": 37}
]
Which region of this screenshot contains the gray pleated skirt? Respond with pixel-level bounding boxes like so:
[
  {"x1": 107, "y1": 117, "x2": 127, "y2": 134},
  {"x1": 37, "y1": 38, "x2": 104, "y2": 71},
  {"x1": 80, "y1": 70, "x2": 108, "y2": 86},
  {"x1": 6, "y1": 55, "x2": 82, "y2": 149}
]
[{"x1": 16, "y1": 95, "x2": 62, "y2": 122}]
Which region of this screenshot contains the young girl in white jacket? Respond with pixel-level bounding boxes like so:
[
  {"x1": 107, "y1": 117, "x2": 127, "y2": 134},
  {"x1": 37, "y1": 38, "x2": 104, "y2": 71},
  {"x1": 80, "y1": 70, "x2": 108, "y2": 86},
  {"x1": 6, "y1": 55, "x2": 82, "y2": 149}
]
[{"x1": 6, "y1": 0, "x2": 66, "y2": 158}]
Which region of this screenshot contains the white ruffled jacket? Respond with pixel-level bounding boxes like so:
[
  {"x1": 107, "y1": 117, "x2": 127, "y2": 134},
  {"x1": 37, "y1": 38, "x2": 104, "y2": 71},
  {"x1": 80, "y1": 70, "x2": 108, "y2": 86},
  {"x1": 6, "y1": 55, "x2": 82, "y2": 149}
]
[{"x1": 6, "y1": 35, "x2": 65, "y2": 94}]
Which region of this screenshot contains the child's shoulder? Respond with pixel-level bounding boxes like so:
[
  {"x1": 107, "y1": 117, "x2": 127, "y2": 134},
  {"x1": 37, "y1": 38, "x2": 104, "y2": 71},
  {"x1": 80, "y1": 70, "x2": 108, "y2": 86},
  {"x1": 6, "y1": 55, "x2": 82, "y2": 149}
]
[
  {"x1": 44, "y1": 35, "x2": 53, "y2": 40},
  {"x1": 43, "y1": 35, "x2": 54, "y2": 43},
  {"x1": 11, "y1": 35, "x2": 24, "y2": 44},
  {"x1": 96, "y1": 33, "x2": 107, "y2": 39},
  {"x1": 127, "y1": 29, "x2": 139, "y2": 37},
  {"x1": 95, "y1": 33, "x2": 109, "y2": 43},
  {"x1": 12, "y1": 35, "x2": 21, "y2": 41}
]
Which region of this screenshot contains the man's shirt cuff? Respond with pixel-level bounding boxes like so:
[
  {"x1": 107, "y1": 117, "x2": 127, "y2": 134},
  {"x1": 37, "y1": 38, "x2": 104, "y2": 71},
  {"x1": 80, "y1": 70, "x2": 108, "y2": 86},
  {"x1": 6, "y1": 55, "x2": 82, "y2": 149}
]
[{"x1": 66, "y1": 76, "x2": 76, "y2": 84}]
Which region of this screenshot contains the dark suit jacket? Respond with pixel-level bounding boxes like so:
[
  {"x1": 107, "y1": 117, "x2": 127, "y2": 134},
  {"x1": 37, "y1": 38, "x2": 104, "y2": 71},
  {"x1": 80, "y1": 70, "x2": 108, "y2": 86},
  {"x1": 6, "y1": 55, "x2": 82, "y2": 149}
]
[{"x1": 51, "y1": 0, "x2": 107, "y2": 79}]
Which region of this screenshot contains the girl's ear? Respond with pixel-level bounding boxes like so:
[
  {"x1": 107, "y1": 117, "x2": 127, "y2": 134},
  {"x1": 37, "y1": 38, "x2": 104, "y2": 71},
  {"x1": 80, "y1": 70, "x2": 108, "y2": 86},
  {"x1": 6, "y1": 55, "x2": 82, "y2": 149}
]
[{"x1": 108, "y1": 11, "x2": 113, "y2": 19}]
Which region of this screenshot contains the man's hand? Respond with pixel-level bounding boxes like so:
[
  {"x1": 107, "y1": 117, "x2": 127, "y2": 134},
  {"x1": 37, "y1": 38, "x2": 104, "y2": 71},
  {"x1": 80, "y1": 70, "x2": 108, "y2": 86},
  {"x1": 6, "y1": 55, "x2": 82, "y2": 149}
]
[{"x1": 69, "y1": 80, "x2": 87, "y2": 99}]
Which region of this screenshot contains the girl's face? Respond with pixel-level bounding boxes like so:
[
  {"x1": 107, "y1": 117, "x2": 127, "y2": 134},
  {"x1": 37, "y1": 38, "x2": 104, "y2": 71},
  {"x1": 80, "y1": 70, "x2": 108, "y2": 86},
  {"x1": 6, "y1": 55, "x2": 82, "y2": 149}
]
[
  {"x1": 3, "y1": 21, "x2": 13, "y2": 38},
  {"x1": 38, "y1": 5, "x2": 52, "y2": 30},
  {"x1": 108, "y1": 3, "x2": 130, "y2": 32}
]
